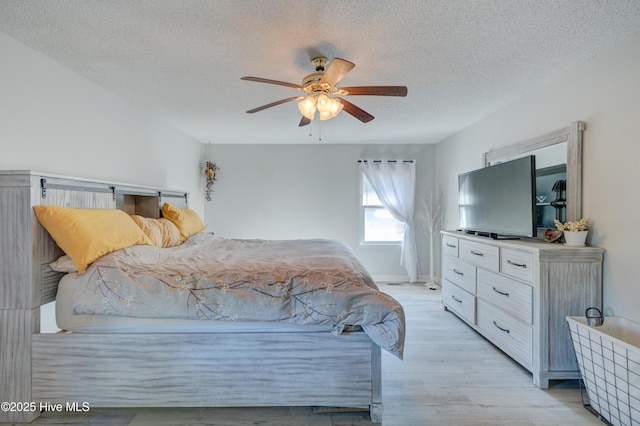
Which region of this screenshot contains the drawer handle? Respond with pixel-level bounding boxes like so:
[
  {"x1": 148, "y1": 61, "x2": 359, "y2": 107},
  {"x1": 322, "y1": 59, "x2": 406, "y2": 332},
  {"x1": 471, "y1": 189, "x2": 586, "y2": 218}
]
[
  {"x1": 507, "y1": 259, "x2": 527, "y2": 268},
  {"x1": 453, "y1": 269, "x2": 464, "y2": 276},
  {"x1": 492, "y1": 287, "x2": 510, "y2": 297},
  {"x1": 451, "y1": 295, "x2": 463, "y2": 304},
  {"x1": 446, "y1": 243, "x2": 457, "y2": 248},
  {"x1": 493, "y1": 321, "x2": 510, "y2": 334},
  {"x1": 470, "y1": 250, "x2": 484, "y2": 257}
]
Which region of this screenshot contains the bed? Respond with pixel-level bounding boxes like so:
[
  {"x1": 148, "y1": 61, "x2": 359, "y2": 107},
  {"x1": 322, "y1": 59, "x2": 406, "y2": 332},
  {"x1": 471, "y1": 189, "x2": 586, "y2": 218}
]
[{"x1": 0, "y1": 170, "x2": 405, "y2": 423}]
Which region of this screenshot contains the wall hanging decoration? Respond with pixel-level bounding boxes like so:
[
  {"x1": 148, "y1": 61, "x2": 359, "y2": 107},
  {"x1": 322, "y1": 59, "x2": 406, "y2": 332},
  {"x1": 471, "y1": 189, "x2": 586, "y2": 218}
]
[{"x1": 204, "y1": 143, "x2": 219, "y2": 202}]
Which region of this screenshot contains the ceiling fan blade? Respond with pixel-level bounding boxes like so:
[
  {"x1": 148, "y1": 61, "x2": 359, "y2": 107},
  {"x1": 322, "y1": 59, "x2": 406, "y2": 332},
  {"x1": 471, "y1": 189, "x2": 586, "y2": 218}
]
[
  {"x1": 246, "y1": 96, "x2": 304, "y2": 114},
  {"x1": 241, "y1": 76, "x2": 304, "y2": 90},
  {"x1": 299, "y1": 116, "x2": 311, "y2": 127},
  {"x1": 320, "y1": 58, "x2": 355, "y2": 87},
  {"x1": 339, "y1": 86, "x2": 408, "y2": 96},
  {"x1": 339, "y1": 98, "x2": 375, "y2": 123}
]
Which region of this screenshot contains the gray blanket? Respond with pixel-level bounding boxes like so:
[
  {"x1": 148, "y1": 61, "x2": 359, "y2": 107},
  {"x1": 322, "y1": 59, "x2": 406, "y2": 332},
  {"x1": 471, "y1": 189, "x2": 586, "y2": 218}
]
[{"x1": 71, "y1": 233, "x2": 405, "y2": 358}]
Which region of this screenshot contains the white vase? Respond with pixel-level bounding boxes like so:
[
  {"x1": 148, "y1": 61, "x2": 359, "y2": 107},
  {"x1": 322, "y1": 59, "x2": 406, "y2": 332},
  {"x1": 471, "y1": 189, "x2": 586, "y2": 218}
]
[{"x1": 563, "y1": 230, "x2": 588, "y2": 246}]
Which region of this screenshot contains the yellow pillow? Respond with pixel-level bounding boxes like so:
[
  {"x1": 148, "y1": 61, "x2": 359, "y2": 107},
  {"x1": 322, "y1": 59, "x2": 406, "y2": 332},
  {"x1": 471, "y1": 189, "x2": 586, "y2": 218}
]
[
  {"x1": 33, "y1": 206, "x2": 153, "y2": 274},
  {"x1": 161, "y1": 202, "x2": 205, "y2": 239},
  {"x1": 131, "y1": 215, "x2": 184, "y2": 248}
]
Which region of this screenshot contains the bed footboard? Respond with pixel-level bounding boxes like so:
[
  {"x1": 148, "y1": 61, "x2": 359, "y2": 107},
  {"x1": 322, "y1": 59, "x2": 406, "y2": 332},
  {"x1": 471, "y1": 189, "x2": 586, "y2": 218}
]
[{"x1": 31, "y1": 331, "x2": 382, "y2": 421}]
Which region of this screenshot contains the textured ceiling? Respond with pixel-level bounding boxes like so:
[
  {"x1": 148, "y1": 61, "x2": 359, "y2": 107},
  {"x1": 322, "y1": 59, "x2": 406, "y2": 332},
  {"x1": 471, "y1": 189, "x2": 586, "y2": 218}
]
[{"x1": 1, "y1": 0, "x2": 640, "y2": 144}]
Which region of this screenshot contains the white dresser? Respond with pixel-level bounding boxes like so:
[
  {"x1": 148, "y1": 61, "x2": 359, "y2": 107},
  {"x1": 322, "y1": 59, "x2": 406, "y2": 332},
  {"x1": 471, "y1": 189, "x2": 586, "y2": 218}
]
[{"x1": 441, "y1": 230, "x2": 603, "y2": 388}]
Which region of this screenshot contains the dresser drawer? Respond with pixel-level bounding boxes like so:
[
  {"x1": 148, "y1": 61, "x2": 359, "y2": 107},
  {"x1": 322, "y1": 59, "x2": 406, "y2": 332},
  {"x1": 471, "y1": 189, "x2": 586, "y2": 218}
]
[
  {"x1": 442, "y1": 235, "x2": 459, "y2": 257},
  {"x1": 442, "y1": 280, "x2": 475, "y2": 325},
  {"x1": 477, "y1": 299, "x2": 533, "y2": 368},
  {"x1": 443, "y1": 256, "x2": 476, "y2": 294},
  {"x1": 459, "y1": 239, "x2": 499, "y2": 271},
  {"x1": 476, "y1": 268, "x2": 532, "y2": 324},
  {"x1": 500, "y1": 248, "x2": 534, "y2": 282}
]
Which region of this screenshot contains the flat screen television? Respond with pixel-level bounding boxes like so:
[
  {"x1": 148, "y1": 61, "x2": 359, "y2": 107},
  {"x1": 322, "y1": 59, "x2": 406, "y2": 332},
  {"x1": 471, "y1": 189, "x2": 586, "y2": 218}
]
[{"x1": 458, "y1": 155, "x2": 537, "y2": 239}]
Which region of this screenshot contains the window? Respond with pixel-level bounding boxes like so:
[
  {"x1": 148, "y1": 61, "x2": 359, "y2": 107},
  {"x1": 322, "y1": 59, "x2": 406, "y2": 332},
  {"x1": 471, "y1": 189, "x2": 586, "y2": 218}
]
[{"x1": 361, "y1": 174, "x2": 405, "y2": 243}]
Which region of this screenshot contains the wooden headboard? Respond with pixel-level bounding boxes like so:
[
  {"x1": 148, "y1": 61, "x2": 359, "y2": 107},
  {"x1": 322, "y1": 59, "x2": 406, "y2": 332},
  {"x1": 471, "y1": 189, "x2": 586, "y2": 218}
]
[
  {"x1": 0, "y1": 170, "x2": 191, "y2": 421},
  {"x1": 0, "y1": 170, "x2": 189, "y2": 311}
]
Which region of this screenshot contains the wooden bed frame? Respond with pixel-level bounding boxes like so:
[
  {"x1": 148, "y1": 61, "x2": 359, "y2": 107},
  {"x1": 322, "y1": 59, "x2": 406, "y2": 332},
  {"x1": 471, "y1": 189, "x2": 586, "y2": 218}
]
[{"x1": 0, "y1": 171, "x2": 383, "y2": 423}]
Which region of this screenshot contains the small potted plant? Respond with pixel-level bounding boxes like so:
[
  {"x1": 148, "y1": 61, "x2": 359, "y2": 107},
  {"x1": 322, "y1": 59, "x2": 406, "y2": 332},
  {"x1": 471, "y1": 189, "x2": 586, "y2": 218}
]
[{"x1": 554, "y1": 218, "x2": 590, "y2": 246}]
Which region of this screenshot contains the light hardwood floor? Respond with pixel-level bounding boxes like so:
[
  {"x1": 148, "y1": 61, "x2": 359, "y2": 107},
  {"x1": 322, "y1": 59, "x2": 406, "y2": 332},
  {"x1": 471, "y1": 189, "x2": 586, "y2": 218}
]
[{"x1": 3, "y1": 283, "x2": 603, "y2": 426}]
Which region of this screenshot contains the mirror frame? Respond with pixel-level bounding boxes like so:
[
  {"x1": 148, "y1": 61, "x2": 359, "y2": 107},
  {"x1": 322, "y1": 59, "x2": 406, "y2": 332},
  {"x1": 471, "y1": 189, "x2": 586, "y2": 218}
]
[{"x1": 483, "y1": 121, "x2": 585, "y2": 223}]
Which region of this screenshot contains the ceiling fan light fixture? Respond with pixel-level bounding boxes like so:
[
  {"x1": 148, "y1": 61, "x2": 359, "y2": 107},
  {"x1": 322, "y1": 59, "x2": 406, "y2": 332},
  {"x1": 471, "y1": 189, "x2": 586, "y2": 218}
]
[
  {"x1": 298, "y1": 96, "x2": 316, "y2": 120},
  {"x1": 316, "y1": 94, "x2": 331, "y2": 113},
  {"x1": 329, "y1": 98, "x2": 343, "y2": 115},
  {"x1": 316, "y1": 94, "x2": 343, "y2": 120},
  {"x1": 319, "y1": 110, "x2": 332, "y2": 121}
]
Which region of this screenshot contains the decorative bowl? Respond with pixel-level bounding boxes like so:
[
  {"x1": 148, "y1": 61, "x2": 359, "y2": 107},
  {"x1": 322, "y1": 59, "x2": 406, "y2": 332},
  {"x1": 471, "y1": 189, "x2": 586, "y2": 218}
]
[{"x1": 543, "y1": 228, "x2": 562, "y2": 243}]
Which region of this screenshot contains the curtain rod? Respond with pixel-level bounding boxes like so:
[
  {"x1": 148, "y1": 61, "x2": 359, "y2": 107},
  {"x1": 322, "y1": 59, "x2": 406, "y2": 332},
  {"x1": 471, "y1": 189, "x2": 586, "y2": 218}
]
[{"x1": 357, "y1": 160, "x2": 415, "y2": 163}]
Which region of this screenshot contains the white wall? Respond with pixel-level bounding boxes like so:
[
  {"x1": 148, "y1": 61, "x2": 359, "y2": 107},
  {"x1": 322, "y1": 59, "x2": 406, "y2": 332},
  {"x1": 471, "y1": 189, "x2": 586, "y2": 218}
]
[
  {"x1": 204, "y1": 143, "x2": 437, "y2": 281},
  {"x1": 436, "y1": 32, "x2": 640, "y2": 322},
  {"x1": 0, "y1": 33, "x2": 203, "y2": 216}
]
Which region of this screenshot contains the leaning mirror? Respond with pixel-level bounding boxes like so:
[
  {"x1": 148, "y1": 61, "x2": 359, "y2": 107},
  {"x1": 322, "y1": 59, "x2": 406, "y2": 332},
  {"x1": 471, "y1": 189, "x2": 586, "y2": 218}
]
[{"x1": 483, "y1": 121, "x2": 584, "y2": 232}]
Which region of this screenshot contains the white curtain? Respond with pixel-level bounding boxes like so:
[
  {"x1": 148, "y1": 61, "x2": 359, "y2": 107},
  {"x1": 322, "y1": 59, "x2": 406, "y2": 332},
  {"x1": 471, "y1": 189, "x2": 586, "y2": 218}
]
[{"x1": 360, "y1": 159, "x2": 418, "y2": 282}]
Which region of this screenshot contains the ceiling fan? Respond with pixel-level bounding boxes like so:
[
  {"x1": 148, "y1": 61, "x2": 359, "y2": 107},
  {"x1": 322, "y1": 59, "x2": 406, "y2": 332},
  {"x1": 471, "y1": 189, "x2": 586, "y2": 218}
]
[{"x1": 241, "y1": 56, "x2": 407, "y2": 126}]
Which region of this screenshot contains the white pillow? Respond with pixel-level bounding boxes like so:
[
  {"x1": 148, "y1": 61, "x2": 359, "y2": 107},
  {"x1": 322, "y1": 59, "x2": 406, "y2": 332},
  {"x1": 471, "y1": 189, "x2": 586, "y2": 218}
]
[{"x1": 49, "y1": 255, "x2": 78, "y2": 273}]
